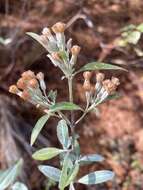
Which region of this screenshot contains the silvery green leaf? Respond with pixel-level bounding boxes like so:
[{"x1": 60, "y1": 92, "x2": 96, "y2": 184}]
[
  {"x1": 121, "y1": 24, "x2": 136, "y2": 32},
  {"x1": 65, "y1": 164, "x2": 79, "y2": 186},
  {"x1": 27, "y1": 32, "x2": 58, "y2": 53},
  {"x1": 32, "y1": 147, "x2": 65, "y2": 161},
  {"x1": 74, "y1": 140, "x2": 80, "y2": 157},
  {"x1": 49, "y1": 102, "x2": 82, "y2": 112},
  {"x1": 57, "y1": 120, "x2": 69, "y2": 149},
  {"x1": 127, "y1": 31, "x2": 141, "y2": 45},
  {"x1": 38, "y1": 165, "x2": 61, "y2": 182},
  {"x1": 78, "y1": 154, "x2": 104, "y2": 165},
  {"x1": 69, "y1": 183, "x2": 75, "y2": 190},
  {"x1": 31, "y1": 114, "x2": 50, "y2": 146},
  {"x1": 48, "y1": 90, "x2": 57, "y2": 103},
  {"x1": 59, "y1": 153, "x2": 71, "y2": 190},
  {"x1": 137, "y1": 23, "x2": 143, "y2": 32},
  {"x1": 12, "y1": 182, "x2": 28, "y2": 190},
  {"x1": 75, "y1": 62, "x2": 126, "y2": 74},
  {"x1": 0, "y1": 159, "x2": 23, "y2": 190},
  {"x1": 78, "y1": 170, "x2": 114, "y2": 185}
]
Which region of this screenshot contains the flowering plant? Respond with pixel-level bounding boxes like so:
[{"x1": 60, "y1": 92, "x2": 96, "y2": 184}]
[{"x1": 5, "y1": 22, "x2": 125, "y2": 190}]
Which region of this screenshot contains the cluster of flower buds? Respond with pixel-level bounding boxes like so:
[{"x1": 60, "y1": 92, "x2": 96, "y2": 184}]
[
  {"x1": 83, "y1": 71, "x2": 120, "y2": 106},
  {"x1": 9, "y1": 70, "x2": 50, "y2": 108},
  {"x1": 32, "y1": 22, "x2": 81, "y2": 77}
]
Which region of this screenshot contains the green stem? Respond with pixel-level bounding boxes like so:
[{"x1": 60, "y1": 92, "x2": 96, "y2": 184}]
[{"x1": 68, "y1": 76, "x2": 75, "y2": 149}]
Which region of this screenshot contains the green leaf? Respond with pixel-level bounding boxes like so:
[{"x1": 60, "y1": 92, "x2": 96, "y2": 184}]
[
  {"x1": 65, "y1": 164, "x2": 79, "y2": 186},
  {"x1": 32, "y1": 147, "x2": 65, "y2": 161},
  {"x1": 38, "y1": 165, "x2": 61, "y2": 182},
  {"x1": 105, "y1": 94, "x2": 120, "y2": 101},
  {"x1": 78, "y1": 170, "x2": 114, "y2": 185},
  {"x1": 127, "y1": 31, "x2": 141, "y2": 45},
  {"x1": 59, "y1": 153, "x2": 71, "y2": 190},
  {"x1": 48, "y1": 90, "x2": 57, "y2": 103},
  {"x1": 0, "y1": 159, "x2": 23, "y2": 190},
  {"x1": 31, "y1": 114, "x2": 50, "y2": 146},
  {"x1": 137, "y1": 23, "x2": 143, "y2": 32},
  {"x1": 75, "y1": 62, "x2": 126, "y2": 74},
  {"x1": 78, "y1": 154, "x2": 104, "y2": 165},
  {"x1": 57, "y1": 120, "x2": 69, "y2": 149},
  {"x1": 49, "y1": 102, "x2": 82, "y2": 112},
  {"x1": 27, "y1": 32, "x2": 58, "y2": 52},
  {"x1": 12, "y1": 182, "x2": 28, "y2": 190}
]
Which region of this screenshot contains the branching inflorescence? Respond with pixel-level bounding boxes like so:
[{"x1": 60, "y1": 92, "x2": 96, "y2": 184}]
[{"x1": 9, "y1": 22, "x2": 125, "y2": 190}]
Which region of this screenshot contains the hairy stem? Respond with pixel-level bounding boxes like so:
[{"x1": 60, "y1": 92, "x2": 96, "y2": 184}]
[{"x1": 68, "y1": 76, "x2": 75, "y2": 149}]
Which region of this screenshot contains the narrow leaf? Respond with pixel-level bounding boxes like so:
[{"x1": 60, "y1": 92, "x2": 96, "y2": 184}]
[
  {"x1": 57, "y1": 120, "x2": 69, "y2": 149},
  {"x1": 78, "y1": 170, "x2": 114, "y2": 185},
  {"x1": 0, "y1": 159, "x2": 23, "y2": 190},
  {"x1": 127, "y1": 31, "x2": 141, "y2": 45},
  {"x1": 38, "y1": 165, "x2": 61, "y2": 182},
  {"x1": 66, "y1": 164, "x2": 79, "y2": 186},
  {"x1": 59, "y1": 154, "x2": 71, "y2": 190},
  {"x1": 75, "y1": 62, "x2": 126, "y2": 74},
  {"x1": 49, "y1": 102, "x2": 82, "y2": 112},
  {"x1": 31, "y1": 114, "x2": 50, "y2": 146},
  {"x1": 12, "y1": 182, "x2": 28, "y2": 190},
  {"x1": 27, "y1": 32, "x2": 58, "y2": 52},
  {"x1": 78, "y1": 154, "x2": 104, "y2": 165},
  {"x1": 32, "y1": 147, "x2": 64, "y2": 161}
]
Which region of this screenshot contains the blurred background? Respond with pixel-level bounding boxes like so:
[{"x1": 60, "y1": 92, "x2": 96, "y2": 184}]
[{"x1": 1, "y1": 0, "x2": 143, "y2": 189}]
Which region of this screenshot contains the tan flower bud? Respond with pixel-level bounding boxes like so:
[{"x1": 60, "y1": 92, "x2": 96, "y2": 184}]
[
  {"x1": 103, "y1": 79, "x2": 117, "y2": 94},
  {"x1": 21, "y1": 90, "x2": 31, "y2": 100},
  {"x1": 71, "y1": 45, "x2": 81, "y2": 55},
  {"x1": 51, "y1": 52, "x2": 61, "y2": 61},
  {"x1": 36, "y1": 72, "x2": 44, "y2": 80},
  {"x1": 52, "y1": 22, "x2": 66, "y2": 33},
  {"x1": 83, "y1": 80, "x2": 92, "y2": 91},
  {"x1": 21, "y1": 70, "x2": 35, "y2": 80},
  {"x1": 83, "y1": 71, "x2": 92, "y2": 80},
  {"x1": 17, "y1": 78, "x2": 27, "y2": 90},
  {"x1": 9, "y1": 85, "x2": 19, "y2": 94},
  {"x1": 28, "y1": 78, "x2": 39, "y2": 88},
  {"x1": 111, "y1": 77, "x2": 120, "y2": 86},
  {"x1": 42, "y1": 27, "x2": 52, "y2": 36},
  {"x1": 96, "y1": 73, "x2": 105, "y2": 82}
]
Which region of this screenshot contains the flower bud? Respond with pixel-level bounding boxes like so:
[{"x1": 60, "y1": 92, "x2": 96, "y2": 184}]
[
  {"x1": 21, "y1": 90, "x2": 31, "y2": 100},
  {"x1": 52, "y1": 22, "x2": 66, "y2": 33},
  {"x1": 71, "y1": 45, "x2": 81, "y2": 55},
  {"x1": 83, "y1": 71, "x2": 92, "y2": 80},
  {"x1": 42, "y1": 27, "x2": 52, "y2": 36},
  {"x1": 51, "y1": 52, "x2": 61, "y2": 61},
  {"x1": 96, "y1": 73, "x2": 105, "y2": 82},
  {"x1": 103, "y1": 80, "x2": 116, "y2": 94},
  {"x1": 83, "y1": 80, "x2": 92, "y2": 91},
  {"x1": 36, "y1": 72, "x2": 44, "y2": 80},
  {"x1": 111, "y1": 77, "x2": 120, "y2": 86},
  {"x1": 28, "y1": 78, "x2": 39, "y2": 88},
  {"x1": 17, "y1": 78, "x2": 27, "y2": 90},
  {"x1": 9, "y1": 85, "x2": 19, "y2": 94},
  {"x1": 21, "y1": 70, "x2": 35, "y2": 80}
]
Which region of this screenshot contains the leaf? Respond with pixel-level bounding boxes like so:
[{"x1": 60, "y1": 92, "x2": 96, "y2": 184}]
[
  {"x1": 78, "y1": 154, "x2": 104, "y2": 165},
  {"x1": 69, "y1": 183, "x2": 75, "y2": 190},
  {"x1": 31, "y1": 114, "x2": 50, "y2": 146},
  {"x1": 127, "y1": 31, "x2": 141, "y2": 45},
  {"x1": 12, "y1": 182, "x2": 28, "y2": 190},
  {"x1": 0, "y1": 159, "x2": 23, "y2": 190},
  {"x1": 48, "y1": 90, "x2": 57, "y2": 103},
  {"x1": 57, "y1": 120, "x2": 69, "y2": 149},
  {"x1": 65, "y1": 164, "x2": 79, "y2": 186},
  {"x1": 75, "y1": 62, "x2": 126, "y2": 74},
  {"x1": 27, "y1": 32, "x2": 58, "y2": 52},
  {"x1": 59, "y1": 153, "x2": 71, "y2": 190},
  {"x1": 137, "y1": 23, "x2": 143, "y2": 32},
  {"x1": 78, "y1": 170, "x2": 114, "y2": 185},
  {"x1": 32, "y1": 147, "x2": 65, "y2": 161},
  {"x1": 38, "y1": 165, "x2": 61, "y2": 182},
  {"x1": 105, "y1": 94, "x2": 120, "y2": 101},
  {"x1": 49, "y1": 102, "x2": 82, "y2": 112}
]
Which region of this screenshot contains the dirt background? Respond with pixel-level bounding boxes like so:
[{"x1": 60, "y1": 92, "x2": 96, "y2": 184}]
[{"x1": 1, "y1": 0, "x2": 143, "y2": 189}]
